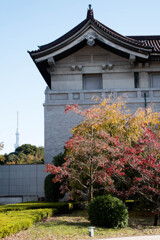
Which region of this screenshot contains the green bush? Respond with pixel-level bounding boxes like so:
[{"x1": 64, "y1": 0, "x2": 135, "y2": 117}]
[
  {"x1": 44, "y1": 174, "x2": 65, "y2": 201},
  {"x1": 0, "y1": 208, "x2": 57, "y2": 238},
  {"x1": 0, "y1": 201, "x2": 73, "y2": 213},
  {"x1": 53, "y1": 151, "x2": 66, "y2": 166},
  {"x1": 88, "y1": 195, "x2": 128, "y2": 228},
  {"x1": 0, "y1": 201, "x2": 75, "y2": 238}
]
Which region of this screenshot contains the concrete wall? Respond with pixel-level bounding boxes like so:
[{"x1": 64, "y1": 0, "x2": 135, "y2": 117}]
[
  {"x1": 0, "y1": 164, "x2": 48, "y2": 202},
  {"x1": 44, "y1": 105, "x2": 81, "y2": 162},
  {"x1": 51, "y1": 45, "x2": 130, "y2": 91}
]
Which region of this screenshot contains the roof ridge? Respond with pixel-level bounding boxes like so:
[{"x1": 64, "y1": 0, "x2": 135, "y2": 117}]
[
  {"x1": 92, "y1": 18, "x2": 152, "y2": 49},
  {"x1": 128, "y1": 35, "x2": 160, "y2": 40}
]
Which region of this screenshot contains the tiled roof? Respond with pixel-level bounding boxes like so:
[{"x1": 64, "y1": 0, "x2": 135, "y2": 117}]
[
  {"x1": 30, "y1": 6, "x2": 160, "y2": 56},
  {"x1": 32, "y1": 7, "x2": 154, "y2": 54},
  {"x1": 38, "y1": 19, "x2": 88, "y2": 51},
  {"x1": 128, "y1": 36, "x2": 160, "y2": 53},
  {"x1": 29, "y1": 6, "x2": 160, "y2": 89},
  {"x1": 92, "y1": 18, "x2": 152, "y2": 50}
]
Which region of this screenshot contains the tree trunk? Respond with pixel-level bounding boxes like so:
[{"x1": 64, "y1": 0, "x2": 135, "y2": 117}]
[
  {"x1": 89, "y1": 179, "x2": 93, "y2": 202},
  {"x1": 154, "y1": 210, "x2": 159, "y2": 226},
  {"x1": 89, "y1": 125, "x2": 94, "y2": 203},
  {"x1": 89, "y1": 160, "x2": 94, "y2": 202}
]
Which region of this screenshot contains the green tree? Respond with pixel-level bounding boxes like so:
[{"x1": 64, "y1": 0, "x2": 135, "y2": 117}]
[
  {"x1": 16, "y1": 144, "x2": 39, "y2": 155},
  {"x1": 0, "y1": 143, "x2": 4, "y2": 164},
  {"x1": 0, "y1": 155, "x2": 5, "y2": 165},
  {"x1": 4, "y1": 144, "x2": 44, "y2": 165}
]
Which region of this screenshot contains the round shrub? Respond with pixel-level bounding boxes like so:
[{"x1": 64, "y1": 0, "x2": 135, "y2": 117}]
[
  {"x1": 44, "y1": 174, "x2": 64, "y2": 201},
  {"x1": 88, "y1": 195, "x2": 128, "y2": 228}
]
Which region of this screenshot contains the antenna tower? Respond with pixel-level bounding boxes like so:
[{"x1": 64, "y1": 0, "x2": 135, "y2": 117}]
[{"x1": 14, "y1": 112, "x2": 20, "y2": 150}]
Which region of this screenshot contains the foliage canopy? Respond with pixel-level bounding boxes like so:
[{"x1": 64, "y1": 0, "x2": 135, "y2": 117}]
[
  {"x1": 1, "y1": 144, "x2": 44, "y2": 165},
  {"x1": 45, "y1": 98, "x2": 160, "y2": 209}
]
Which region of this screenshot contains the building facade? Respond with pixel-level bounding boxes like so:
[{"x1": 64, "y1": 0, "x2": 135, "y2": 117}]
[{"x1": 29, "y1": 6, "x2": 160, "y2": 163}]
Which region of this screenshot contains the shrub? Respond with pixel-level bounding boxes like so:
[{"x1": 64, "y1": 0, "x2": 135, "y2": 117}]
[
  {"x1": 53, "y1": 151, "x2": 66, "y2": 166},
  {"x1": 44, "y1": 174, "x2": 65, "y2": 201},
  {"x1": 0, "y1": 202, "x2": 73, "y2": 213},
  {"x1": 88, "y1": 195, "x2": 128, "y2": 228},
  {"x1": 0, "y1": 208, "x2": 57, "y2": 238},
  {"x1": 0, "y1": 202, "x2": 75, "y2": 238}
]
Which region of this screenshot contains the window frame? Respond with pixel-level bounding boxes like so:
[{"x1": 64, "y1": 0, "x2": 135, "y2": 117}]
[
  {"x1": 151, "y1": 73, "x2": 160, "y2": 88},
  {"x1": 83, "y1": 74, "x2": 102, "y2": 90}
]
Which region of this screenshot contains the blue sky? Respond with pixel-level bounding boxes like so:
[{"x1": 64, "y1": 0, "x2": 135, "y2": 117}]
[{"x1": 1, "y1": 0, "x2": 160, "y2": 154}]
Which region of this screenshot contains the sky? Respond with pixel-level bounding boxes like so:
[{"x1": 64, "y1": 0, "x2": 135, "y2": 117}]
[{"x1": 1, "y1": 0, "x2": 160, "y2": 154}]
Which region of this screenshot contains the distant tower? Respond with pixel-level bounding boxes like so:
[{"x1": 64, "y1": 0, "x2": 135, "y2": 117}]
[{"x1": 14, "y1": 112, "x2": 20, "y2": 150}]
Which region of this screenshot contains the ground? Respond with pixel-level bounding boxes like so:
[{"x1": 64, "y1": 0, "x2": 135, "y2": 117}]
[{"x1": 3, "y1": 210, "x2": 160, "y2": 240}]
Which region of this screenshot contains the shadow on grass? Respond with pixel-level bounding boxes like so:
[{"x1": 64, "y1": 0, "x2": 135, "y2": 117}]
[
  {"x1": 129, "y1": 216, "x2": 158, "y2": 229},
  {"x1": 37, "y1": 219, "x2": 90, "y2": 229},
  {"x1": 35, "y1": 210, "x2": 159, "y2": 233}
]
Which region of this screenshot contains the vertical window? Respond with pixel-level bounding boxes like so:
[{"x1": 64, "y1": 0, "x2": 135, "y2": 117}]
[
  {"x1": 134, "y1": 72, "x2": 139, "y2": 88},
  {"x1": 152, "y1": 74, "x2": 160, "y2": 88},
  {"x1": 83, "y1": 74, "x2": 102, "y2": 90}
]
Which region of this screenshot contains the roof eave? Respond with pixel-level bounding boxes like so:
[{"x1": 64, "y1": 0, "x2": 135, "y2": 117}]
[{"x1": 31, "y1": 25, "x2": 151, "y2": 64}]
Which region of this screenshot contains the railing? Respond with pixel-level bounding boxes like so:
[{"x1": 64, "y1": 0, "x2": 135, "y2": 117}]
[{"x1": 44, "y1": 88, "x2": 160, "y2": 107}]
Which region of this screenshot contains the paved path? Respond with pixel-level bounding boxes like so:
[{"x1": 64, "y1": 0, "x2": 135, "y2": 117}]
[{"x1": 96, "y1": 235, "x2": 160, "y2": 240}]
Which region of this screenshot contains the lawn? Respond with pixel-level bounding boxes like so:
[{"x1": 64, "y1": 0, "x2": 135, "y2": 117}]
[{"x1": 2, "y1": 210, "x2": 160, "y2": 240}]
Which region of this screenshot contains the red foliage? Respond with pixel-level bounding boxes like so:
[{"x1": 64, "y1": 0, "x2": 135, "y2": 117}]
[{"x1": 45, "y1": 103, "x2": 160, "y2": 207}]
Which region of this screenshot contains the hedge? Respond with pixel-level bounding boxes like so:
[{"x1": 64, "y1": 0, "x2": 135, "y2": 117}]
[
  {"x1": 0, "y1": 201, "x2": 73, "y2": 213},
  {"x1": 0, "y1": 201, "x2": 84, "y2": 238},
  {"x1": 0, "y1": 208, "x2": 57, "y2": 239}
]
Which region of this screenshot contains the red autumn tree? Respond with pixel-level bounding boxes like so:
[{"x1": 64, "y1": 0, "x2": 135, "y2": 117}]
[
  {"x1": 46, "y1": 129, "x2": 127, "y2": 202},
  {"x1": 113, "y1": 127, "x2": 160, "y2": 226},
  {"x1": 45, "y1": 98, "x2": 160, "y2": 210}
]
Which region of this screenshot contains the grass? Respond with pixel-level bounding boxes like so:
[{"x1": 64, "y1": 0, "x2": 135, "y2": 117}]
[{"x1": 2, "y1": 210, "x2": 160, "y2": 240}]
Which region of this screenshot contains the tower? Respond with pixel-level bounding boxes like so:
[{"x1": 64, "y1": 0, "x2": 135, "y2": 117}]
[{"x1": 14, "y1": 112, "x2": 20, "y2": 150}]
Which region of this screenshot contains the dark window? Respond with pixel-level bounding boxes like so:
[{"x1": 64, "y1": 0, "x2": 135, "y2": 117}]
[
  {"x1": 134, "y1": 72, "x2": 139, "y2": 88},
  {"x1": 83, "y1": 74, "x2": 102, "y2": 90}
]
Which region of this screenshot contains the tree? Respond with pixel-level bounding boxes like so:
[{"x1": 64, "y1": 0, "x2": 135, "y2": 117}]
[
  {"x1": 0, "y1": 143, "x2": 4, "y2": 164},
  {"x1": 15, "y1": 144, "x2": 42, "y2": 155},
  {"x1": 0, "y1": 155, "x2": 5, "y2": 165},
  {"x1": 45, "y1": 98, "x2": 160, "y2": 205},
  {"x1": 15, "y1": 144, "x2": 44, "y2": 164},
  {"x1": 2, "y1": 144, "x2": 44, "y2": 165},
  {"x1": 0, "y1": 142, "x2": 3, "y2": 151},
  {"x1": 114, "y1": 127, "x2": 160, "y2": 225},
  {"x1": 46, "y1": 129, "x2": 126, "y2": 201}
]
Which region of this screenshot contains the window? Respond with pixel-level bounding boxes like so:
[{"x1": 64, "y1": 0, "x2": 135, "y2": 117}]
[
  {"x1": 152, "y1": 74, "x2": 160, "y2": 88},
  {"x1": 134, "y1": 72, "x2": 139, "y2": 88},
  {"x1": 83, "y1": 74, "x2": 102, "y2": 90}
]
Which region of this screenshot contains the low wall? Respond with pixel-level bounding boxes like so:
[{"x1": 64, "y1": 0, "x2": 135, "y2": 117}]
[{"x1": 0, "y1": 164, "x2": 48, "y2": 202}]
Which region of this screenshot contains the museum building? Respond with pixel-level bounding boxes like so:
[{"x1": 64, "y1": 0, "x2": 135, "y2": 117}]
[{"x1": 29, "y1": 5, "x2": 160, "y2": 164}]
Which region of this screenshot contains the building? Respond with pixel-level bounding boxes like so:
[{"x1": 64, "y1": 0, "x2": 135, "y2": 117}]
[{"x1": 29, "y1": 6, "x2": 160, "y2": 163}]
